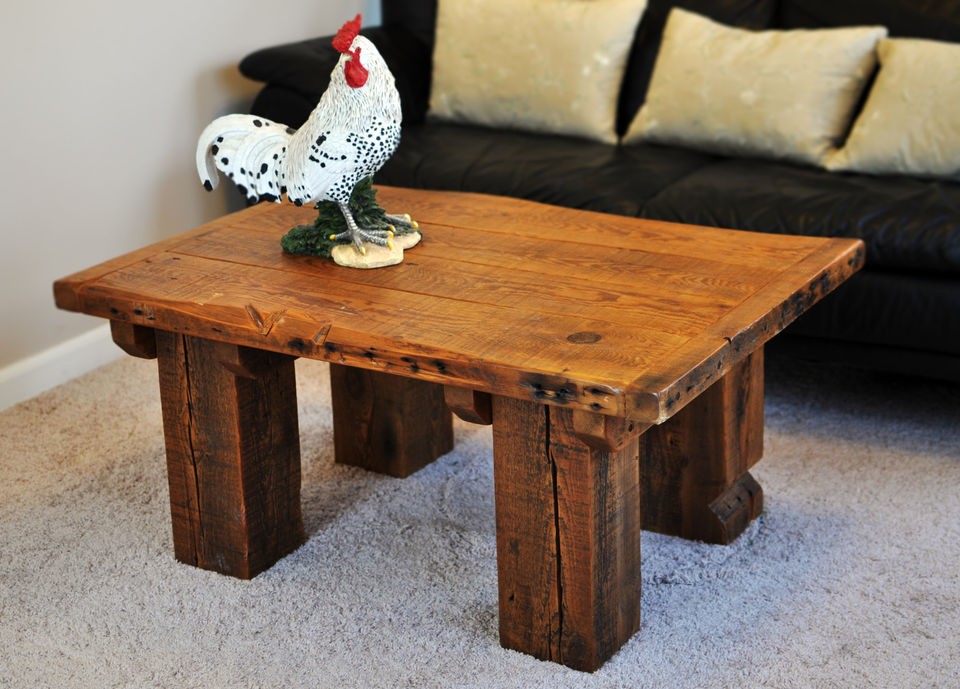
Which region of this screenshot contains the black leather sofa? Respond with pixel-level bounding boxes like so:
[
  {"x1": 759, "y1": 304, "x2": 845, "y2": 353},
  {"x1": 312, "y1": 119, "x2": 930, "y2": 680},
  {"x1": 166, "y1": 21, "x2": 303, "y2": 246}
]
[{"x1": 238, "y1": 0, "x2": 960, "y2": 382}]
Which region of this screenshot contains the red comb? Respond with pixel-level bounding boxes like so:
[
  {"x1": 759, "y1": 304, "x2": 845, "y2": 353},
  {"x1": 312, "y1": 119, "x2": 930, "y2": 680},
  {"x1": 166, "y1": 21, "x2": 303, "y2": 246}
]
[{"x1": 333, "y1": 14, "x2": 362, "y2": 53}]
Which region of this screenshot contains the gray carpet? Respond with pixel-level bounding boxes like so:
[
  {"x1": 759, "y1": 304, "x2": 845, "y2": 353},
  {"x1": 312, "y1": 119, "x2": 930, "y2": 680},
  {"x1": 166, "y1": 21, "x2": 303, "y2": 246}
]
[{"x1": 1, "y1": 354, "x2": 958, "y2": 688}]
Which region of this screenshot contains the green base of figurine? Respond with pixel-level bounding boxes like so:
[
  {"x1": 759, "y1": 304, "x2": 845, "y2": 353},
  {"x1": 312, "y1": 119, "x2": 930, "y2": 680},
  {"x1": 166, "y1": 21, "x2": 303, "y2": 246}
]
[{"x1": 280, "y1": 178, "x2": 408, "y2": 258}]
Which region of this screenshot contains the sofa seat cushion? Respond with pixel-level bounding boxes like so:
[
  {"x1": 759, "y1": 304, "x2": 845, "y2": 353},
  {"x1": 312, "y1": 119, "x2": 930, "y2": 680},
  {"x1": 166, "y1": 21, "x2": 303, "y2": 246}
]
[
  {"x1": 377, "y1": 123, "x2": 718, "y2": 216},
  {"x1": 638, "y1": 158, "x2": 960, "y2": 274},
  {"x1": 789, "y1": 269, "x2": 960, "y2": 360}
]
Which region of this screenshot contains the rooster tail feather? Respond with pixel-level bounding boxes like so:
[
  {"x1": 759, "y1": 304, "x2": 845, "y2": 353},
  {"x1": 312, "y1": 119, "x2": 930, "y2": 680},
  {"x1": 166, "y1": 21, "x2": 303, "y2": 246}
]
[{"x1": 195, "y1": 114, "x2": 293, "y2": 202}]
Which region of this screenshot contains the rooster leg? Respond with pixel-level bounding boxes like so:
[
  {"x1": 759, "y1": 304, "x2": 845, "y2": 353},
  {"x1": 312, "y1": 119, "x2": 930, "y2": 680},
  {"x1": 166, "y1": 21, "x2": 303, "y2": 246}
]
[{"x1": 328, "y1": 201, "x2": 395, "y2": 255}]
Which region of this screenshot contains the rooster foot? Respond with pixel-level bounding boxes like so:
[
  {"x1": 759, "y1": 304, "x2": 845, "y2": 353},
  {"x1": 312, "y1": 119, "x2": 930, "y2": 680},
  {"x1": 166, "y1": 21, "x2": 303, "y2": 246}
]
[
  {"x1": 327, "y1": 227, "x2": 395, "y2": 255},
  {"x1": 384, "y1": 213, "x2": 420, "y2": 235},
  {"x1": 383, "y1": 213, "x2": 422, "y2": 250},
  {"x1": 329, "y1": 203, "x2": 423, "y2": 255},
  {"x1": 329, "y1": 201, "x2": 397, "y2": 255}
]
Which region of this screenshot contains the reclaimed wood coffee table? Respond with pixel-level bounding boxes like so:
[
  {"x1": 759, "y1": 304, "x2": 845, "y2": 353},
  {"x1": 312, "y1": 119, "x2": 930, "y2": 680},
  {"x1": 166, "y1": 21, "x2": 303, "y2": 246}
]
[{"x1": 54, "y1": 186, "x2": 863, "y2": 670}]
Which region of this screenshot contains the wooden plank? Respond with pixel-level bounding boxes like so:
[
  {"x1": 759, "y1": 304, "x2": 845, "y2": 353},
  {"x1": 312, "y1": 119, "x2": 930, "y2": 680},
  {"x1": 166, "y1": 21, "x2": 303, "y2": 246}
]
[
  {"x1": 52, "y1": 203, "x2": 274, "y2": 312},
  {"x1": 76, "y1": 254, "x2": 685, "y2": 372},
  {"x1": 168, "y1": 186, "x2": 832, "y2": 270},
  {"x1": 329, "y1": 364, "x2": 454, "y2": 477},
  {"x1": 640, "y1": 349, "x2": 764, "y2": 544},
  {"x1": 492, "y1": 396, "x2": 642, "y2": 671},
  {"x1": 70, "y1": 251, "x2": 682, "y2": 420},
  {"x1": 413, "y1": 226, "x2": 775, "y2": 301},
  {"x1": 54, "y1": 188, "x2": 864, "y2": 423},
  {"x1": 167, "y1": 225, "x2": 750, "y2": 338},
  {"x1": 635, "y1": 238, "x2": 865, "y2": 422},
  {"x1": 172, "y1": 222, "x2": 770, "y2": 326},
  {"x1": 373, "y1": 186, "x2": 824, "y2": 268},
  {"x1": 155, "y1": 331, "x2": 304, "y2": 578}
]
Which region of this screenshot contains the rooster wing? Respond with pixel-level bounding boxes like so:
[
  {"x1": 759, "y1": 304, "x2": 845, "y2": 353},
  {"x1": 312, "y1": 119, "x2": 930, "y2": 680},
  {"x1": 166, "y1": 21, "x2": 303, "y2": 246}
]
[{"x1": 283, "y1": 120, "x2": 368, "y2": 207}]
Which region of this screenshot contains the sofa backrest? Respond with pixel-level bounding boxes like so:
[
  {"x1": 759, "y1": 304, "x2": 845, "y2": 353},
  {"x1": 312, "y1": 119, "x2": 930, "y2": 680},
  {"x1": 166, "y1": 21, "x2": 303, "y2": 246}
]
[
  {"x1": 382, "y1": 0, "x2": 437, "y2": 47},
  {"x1": 381, "y1": 0, "x2": 960, "y2": 134},
  {"x1": 777, "y1": 0, "x2": 960, "y2": 40}
]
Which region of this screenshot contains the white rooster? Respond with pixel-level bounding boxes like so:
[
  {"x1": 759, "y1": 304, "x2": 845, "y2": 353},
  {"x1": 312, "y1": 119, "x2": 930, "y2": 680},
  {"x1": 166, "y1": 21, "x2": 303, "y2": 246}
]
[{"x1": 196, "y1": 14, "x2": 415, "y2": 258}]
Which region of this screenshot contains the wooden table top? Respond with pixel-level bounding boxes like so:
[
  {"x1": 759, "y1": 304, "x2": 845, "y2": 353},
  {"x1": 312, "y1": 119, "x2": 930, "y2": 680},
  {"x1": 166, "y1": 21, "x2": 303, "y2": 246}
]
[{"x1": 54, "y1": 186, "x2": 864, "y2": 423}]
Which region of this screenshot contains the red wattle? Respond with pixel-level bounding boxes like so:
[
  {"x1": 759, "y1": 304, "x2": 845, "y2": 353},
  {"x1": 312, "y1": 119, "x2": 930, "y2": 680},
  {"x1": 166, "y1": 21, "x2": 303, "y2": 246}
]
[{"x1": 345, "y1": 49, "x2": 368, "y2": 88}]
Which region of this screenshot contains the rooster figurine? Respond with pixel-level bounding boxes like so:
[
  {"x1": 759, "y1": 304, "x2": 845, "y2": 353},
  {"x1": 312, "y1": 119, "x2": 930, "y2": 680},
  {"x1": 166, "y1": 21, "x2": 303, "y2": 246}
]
[{"x1": 196, "y1": 14, "x2": 419, "y2": 267}]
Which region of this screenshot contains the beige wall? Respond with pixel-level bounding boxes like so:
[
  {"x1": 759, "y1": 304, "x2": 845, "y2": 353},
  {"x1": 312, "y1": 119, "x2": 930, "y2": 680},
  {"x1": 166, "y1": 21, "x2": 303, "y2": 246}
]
[{"x1": 0, "y1": 0, "x2": 379, "y2": 404}]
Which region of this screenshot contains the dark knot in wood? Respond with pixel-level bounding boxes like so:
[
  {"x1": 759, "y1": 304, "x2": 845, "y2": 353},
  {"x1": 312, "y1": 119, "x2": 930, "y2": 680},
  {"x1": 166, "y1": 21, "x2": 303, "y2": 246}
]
[{"x1": 566, "y1": 332, "x2": 602, "y2": 344}]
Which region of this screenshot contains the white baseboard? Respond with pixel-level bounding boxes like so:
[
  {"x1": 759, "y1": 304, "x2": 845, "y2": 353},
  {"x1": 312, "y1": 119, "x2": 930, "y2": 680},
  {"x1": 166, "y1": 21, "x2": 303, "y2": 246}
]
[{"x1": 0, "y1": 324, "x2": 123, "y2": 411}]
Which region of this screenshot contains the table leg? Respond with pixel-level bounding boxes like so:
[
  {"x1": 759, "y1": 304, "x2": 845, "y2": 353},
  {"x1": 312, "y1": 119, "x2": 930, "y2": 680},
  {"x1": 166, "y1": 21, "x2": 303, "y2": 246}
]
[
  {"x1": 640, "y1": 348, "x2": 765, "y2": 544},
  {"x1": 329, "y1": 364, "x2": 454, "y2": 478},
  {"x1": 491, "y1": 396, "x2": 642, "y2": 672},
  {"x1": 154, "y1": 331, "x2": 304, "y2": 579}
]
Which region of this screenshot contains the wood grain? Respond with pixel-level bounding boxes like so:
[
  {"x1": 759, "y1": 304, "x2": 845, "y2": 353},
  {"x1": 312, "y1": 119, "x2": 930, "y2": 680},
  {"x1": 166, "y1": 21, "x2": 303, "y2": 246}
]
[
  {"x1": 50, "y1": 186, "x2": 866, "y2": 665},
  {"x1": 110, "y1": 320, "x2": 157, "y2": 359},
  {"x1": 330, "y1": 363, "x2": 453, "y2": 477},
  {"x1": 374, "y1": 186, "x2": 822, "y2": 268},
  {"x1": 171, "y1": 223, "x2": 763, "y2": 335},
  {"x1": 492, "y1": 396, "x2": 642, "y2": 671},
  {"x1": 444, "y1": 386, "x2": 493, "y2": 425},
  {"x1": 640, "y1": 349, "x2": 765, "y2": 544},
  {"x1": 491, "y1": 396, "x2": 558, "y2": 662},
  {"x1": 54, "y1": 187, "x2": 864, "y2": 424},
  {"x1": 155, "y1": 331, "x2": 304, "y2": 578}
]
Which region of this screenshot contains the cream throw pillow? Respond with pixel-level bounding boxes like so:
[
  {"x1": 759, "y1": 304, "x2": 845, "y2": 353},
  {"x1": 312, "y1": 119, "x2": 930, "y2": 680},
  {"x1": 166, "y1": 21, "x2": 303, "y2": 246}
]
[
  {"x1": 622, "y1": 8, "x2": 887, "y2": 166},
  {"x1": 428, "y1": 0, "x2": 648, "y2": 144},
  {"x1": 826, "y1": 38, "x2": 960, "y2": 179}
]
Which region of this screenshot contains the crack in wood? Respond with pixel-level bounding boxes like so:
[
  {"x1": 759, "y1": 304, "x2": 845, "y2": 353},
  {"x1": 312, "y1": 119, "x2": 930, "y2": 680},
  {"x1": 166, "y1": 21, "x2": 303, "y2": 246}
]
[
  {"x1": 546, "y1": 406, "x2": 564, "y2": 662},
  {"x1": 180, "y1": 334, "x2": 206, "y2": 566}
]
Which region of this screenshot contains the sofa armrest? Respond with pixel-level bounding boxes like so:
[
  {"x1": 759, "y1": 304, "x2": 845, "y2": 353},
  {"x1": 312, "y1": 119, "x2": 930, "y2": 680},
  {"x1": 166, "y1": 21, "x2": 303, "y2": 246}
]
[{"x1": 239, "y1": 25, "x2": 432, "y2": 127}]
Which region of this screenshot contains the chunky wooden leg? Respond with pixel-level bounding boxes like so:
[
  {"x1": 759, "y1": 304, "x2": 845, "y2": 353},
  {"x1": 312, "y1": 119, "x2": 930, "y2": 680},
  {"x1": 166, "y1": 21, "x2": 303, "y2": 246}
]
[
  {"x1": 444, "y1": 385, "x2": 493, "y2": 425},
  {"x1": 329, "y1": 364, "x2": 454, "y2": 478},
  {"x1": 491, "y1": 396, "x2": 642, "y2": 672},
  {"x1": 640, "y1": 348, "x2": 765, "y2": 544},
  {"x1": 155, "y1": 331, "x2": 304, "y2": 579}
]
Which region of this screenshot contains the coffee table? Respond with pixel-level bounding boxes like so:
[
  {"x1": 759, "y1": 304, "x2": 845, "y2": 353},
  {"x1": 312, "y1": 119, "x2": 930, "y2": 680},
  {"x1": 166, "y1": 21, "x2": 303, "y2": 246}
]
[{"x1": 54, "y1": 186, "x2": 863, "y2": 670}]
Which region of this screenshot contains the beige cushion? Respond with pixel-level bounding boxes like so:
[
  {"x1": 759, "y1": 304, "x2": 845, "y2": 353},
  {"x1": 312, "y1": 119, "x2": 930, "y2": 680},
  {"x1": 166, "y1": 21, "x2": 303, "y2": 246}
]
[
  {"x1": 622, "y1": 8, "x2": 887, "y2": 166},
  {"x1": 826, "y1": 38, "x2": 960, "y2": 179},
  {"x1": 427, "y1": 0, "x2": 648, "y2": 144}
]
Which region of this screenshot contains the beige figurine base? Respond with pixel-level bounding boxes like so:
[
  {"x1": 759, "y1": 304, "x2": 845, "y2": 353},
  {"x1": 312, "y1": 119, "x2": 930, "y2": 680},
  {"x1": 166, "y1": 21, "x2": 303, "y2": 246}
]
[{"x1": 331, "y1": 231, "x2": 422, "y2": 268}]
